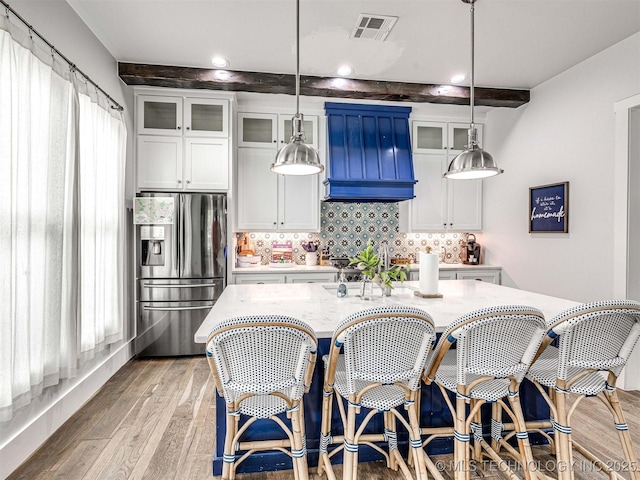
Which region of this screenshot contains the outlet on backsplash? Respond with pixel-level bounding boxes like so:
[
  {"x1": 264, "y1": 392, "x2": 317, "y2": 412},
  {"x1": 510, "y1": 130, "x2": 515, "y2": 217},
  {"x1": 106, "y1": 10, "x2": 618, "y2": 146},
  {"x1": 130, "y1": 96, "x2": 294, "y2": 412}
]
[{"x1": 234, "y1": 202, "x2": 471, "y2": 266}]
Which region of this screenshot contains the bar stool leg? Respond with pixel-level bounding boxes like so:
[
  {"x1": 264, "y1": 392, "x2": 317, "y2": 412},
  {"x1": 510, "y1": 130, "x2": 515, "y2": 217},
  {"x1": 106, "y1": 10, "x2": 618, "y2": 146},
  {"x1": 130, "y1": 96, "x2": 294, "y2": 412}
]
[
  {"x1": 605, "y1": 388, "x2": 640, "y2": 480},
  {"x1": 318, "y1": 389, "x2": 334, "y2": 478},
  {"x1": 553, "y1": 386, "x2": 574, "y2": 480},
  {"x1": 384, "y1": 410, "x2": 398, "y2": 471},
  {"x1": 290, "y1": 402, "x2": 309, "y2": 480},
  {"x1": 507, "y1": 392, "x2": 537, "y2": 480},
  {"x1": 407, "y1": 400, "x2": 429, "y2": 480},
  {"x1": 454, "y1": 393, "x2": 468, "y2": 480},
  {"x1": 343, "y1": 397, "x2": 358, "y2": 480},
  {"x1": 222, "y1": 410, "x2": 239, "y2": 480},
  {"x1": 470, "y1": 400, "x2": 483, "y2": 464},
  {"x1": 491, "y1": 401, "x2": 502, "y2": 452}
]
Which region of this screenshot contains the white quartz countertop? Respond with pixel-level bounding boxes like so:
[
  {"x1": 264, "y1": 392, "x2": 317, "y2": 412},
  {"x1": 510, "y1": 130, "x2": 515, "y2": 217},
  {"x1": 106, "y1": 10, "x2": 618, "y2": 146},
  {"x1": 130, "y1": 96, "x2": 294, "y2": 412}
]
[
  {"x1": 231, "y1": 263, "x2": 501, "y2": 273},
  {"x1": 195, "y1": 280, "x2": 577, "y2": 342}
]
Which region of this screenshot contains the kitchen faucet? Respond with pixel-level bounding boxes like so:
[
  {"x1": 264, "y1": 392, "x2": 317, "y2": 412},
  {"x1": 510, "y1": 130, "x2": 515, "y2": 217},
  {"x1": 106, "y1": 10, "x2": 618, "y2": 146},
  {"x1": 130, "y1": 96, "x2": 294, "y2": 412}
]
[{"x1": 378, "y1": 240, "x2": 390, "y2": 272}]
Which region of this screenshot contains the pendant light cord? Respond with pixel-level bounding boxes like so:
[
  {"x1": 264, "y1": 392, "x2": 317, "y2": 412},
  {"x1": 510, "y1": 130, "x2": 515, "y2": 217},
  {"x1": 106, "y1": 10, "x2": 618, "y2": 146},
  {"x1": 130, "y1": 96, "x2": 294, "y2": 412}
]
[
  {"x1": 469, "y1": 0, "x2": 475, "y2": 127},
  {"x1": 295, "y1": 0, "x2": 300, "y2": 117}
]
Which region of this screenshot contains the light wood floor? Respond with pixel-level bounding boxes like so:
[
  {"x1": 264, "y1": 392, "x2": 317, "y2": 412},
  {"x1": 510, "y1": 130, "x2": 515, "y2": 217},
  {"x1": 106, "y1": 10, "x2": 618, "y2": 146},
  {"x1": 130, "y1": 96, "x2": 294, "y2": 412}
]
[{"x1": 7, "y1": 357, "x2": 640, "y2": 480}]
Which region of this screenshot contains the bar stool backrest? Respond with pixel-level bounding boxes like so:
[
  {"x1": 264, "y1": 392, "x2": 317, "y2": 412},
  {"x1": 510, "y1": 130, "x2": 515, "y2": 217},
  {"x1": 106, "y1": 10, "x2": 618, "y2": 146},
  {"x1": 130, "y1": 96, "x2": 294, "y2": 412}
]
[
  {"x1": 544, "y1": 300, "x2": 640, "y2": 380},
  {"x1": 206, "y1": 315, "x2": 318, "y2": 405},
  {"x1": 426, "y1": 305, "x2": 546, "y2": 386},
  {"x1": 332, "y1": 306, "x2": 436, "y2": 393}
]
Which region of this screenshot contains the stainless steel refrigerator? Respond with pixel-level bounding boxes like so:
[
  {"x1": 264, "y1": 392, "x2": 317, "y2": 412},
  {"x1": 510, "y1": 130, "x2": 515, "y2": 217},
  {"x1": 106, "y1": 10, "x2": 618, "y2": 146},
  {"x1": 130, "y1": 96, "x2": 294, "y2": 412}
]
[{"x1": 135, "y1": 192, "x2": 226, "y2": 356}]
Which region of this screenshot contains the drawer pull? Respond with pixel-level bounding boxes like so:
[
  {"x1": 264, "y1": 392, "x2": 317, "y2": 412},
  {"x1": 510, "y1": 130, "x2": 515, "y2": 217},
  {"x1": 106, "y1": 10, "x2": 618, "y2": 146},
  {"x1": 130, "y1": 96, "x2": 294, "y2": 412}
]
[
  {"x1": 143, "y1": 305, "x2": 212, "y2": 311},
  {"x1": 143, "y1": 283, "x2": 216, "y2": 288}
]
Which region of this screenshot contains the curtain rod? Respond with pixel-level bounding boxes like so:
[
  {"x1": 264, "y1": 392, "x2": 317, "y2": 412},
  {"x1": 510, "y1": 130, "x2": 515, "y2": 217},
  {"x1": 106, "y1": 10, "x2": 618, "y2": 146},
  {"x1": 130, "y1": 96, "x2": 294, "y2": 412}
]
[{"x1": 1, "y1": 0, "x2": 124, "y2": 111}]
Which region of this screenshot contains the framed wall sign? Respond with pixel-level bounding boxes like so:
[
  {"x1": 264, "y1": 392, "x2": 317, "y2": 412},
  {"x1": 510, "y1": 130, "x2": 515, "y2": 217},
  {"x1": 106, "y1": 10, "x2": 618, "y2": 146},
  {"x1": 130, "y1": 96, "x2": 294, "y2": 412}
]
[{"x1": 529, "y1": 182, "x2": 569, "y2": 233}]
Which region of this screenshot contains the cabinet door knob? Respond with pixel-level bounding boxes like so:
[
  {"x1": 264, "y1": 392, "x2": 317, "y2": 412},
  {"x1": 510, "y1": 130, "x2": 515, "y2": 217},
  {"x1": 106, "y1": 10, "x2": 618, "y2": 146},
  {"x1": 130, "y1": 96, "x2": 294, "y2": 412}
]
[
  {"x1": 273, "y1": 222, "x2": 277, "y2": 225},
  {"x1": 280, "y1": 222, "x2": 284, "y2": 225},
  {"x1": 449, "y1": 223, "x2": 453, "y2": 226},
  {"x1": 177, "y1": 126, "x2": 181, "y2": 130},
  {"x1": 273, "y1": 140, "x2": 277, "y2": 143},
  {"x1": 186, "y1": 126, "x2": 191, "y2": 130},
  {"x1": 186, "y1": 180, "x2": 191, "y2": 184},
  {"x1": 177, "y1": 180, "x2": 182, "y2": 184}
]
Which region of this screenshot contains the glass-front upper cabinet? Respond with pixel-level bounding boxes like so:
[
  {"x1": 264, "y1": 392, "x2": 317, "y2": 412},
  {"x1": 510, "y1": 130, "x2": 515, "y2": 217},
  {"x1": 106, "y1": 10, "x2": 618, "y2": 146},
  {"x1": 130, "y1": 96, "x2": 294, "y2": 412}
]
[
  {"x1": 279, "y1": 115, "x2": 318, "y2": 149},
  {"x1": 448, "y1": 123, "x2": 482, "y2": 153},
  {"x1": 184, "y1": 98, "x2": 228, "y2": 137},
  {"x1": 137, "y1": 95, "x2": 228, "y2": 137},
  {"x1": 412, "y1": 121, "x2": 483, "y2": 154},
  {"x1": 137, "y1": 96, "x2": 183, "y2": 136},
  {"x1": 238, "y1": 113, "x2": 318, "y2": 149},
  {"x1": 238, "y1": 113, "x2": 278, "y2": 147},
  {"x1": 412, "y1": 121, "x2": 447, "y2": 154}
]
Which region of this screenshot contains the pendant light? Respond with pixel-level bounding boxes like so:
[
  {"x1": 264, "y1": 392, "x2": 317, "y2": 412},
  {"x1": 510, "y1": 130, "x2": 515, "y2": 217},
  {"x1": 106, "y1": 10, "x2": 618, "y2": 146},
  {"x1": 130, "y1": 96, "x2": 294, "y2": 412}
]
[
  {"x1": 270, "y1": 0, "x2": 324, "y2": 176},
  {"x1": 444, "y1": 0, "x2": 503, "y2": 180}
]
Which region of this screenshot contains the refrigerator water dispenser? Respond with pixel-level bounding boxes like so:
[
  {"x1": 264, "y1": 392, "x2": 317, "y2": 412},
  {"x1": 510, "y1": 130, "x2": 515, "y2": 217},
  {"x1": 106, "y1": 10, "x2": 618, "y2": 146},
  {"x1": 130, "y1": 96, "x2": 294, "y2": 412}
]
[{"x1": 140, "y1": 226, "x2": 165, "y2": 266}]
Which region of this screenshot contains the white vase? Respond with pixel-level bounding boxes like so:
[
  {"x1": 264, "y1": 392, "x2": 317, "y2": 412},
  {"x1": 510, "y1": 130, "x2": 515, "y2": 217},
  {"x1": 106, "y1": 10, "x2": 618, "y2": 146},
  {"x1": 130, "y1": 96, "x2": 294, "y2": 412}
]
[{"x1": 305, "y1": 252, "x2": 318, "y2": 266}]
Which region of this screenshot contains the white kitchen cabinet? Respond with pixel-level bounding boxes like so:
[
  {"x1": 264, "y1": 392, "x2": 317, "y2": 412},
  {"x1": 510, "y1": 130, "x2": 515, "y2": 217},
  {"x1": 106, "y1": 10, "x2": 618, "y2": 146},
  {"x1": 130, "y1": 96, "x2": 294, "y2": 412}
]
[
  {"x1": 234, "y1": 274, "x2": 286, "y2": 284},
  {"x1": 236, "y1": 112, "x2": 320, "y2": 231},
  {"x1": 184, "y1": 138, "x2": 229, "y2": 190},
  {"x1": 412, "y1": 121, "x2": 483, "y2": 154},
  {"x1": 400, "y1": 120, "x2": 483, "y2": 232},
  {"x1": 232, "y1": 272, "x2": 335, "y2": 284},
  {"x1": 135, "y1": 92, "x2": 230, "y2": 191},
  {"x1": 286, "y1": 272, "x2": 336, "y2": 283},
  {"x1": 137, "y1": 136, "x2": 183, "y2": 190},
  {"x1": 137, "y1": 95, "x2": 228, "y2": 137},
  {"x1": 438, "y1": 270, "x2": 458, "y2": 280},
  {"x1": 455, "y1": 270, "x2": 501, "y2": 284},
  {"x1": 410, "y1": 267, "x2": 501, "y2": 284},
  {"x1": 236, "y1": 149, "x2": 320, "y2": 231},
  {"x1": 238, "y1": 112, "x2": 318, "y2": 149}
]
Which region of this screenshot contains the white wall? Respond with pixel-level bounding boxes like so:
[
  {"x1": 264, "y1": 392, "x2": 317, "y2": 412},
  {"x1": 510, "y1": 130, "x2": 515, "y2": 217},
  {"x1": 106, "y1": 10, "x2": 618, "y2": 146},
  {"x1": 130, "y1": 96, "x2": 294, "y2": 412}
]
[
  {"x1": 482, "y1": 32, "x2": 640, "y2": 302},
  {"x1": 0, "y1": 2, "x2": 135, "y2": 478}
]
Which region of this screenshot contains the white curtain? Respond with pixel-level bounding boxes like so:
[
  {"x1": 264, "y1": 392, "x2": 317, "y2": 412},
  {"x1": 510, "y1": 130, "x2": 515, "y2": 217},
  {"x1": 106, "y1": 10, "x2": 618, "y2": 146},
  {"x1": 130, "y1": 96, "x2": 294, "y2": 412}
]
[
  {"x1": 0, "y1": 16, "x2": 126, "y2": 422},
  {"x1": 76, "y1": 87, "x2": 126, "y2": 361}
]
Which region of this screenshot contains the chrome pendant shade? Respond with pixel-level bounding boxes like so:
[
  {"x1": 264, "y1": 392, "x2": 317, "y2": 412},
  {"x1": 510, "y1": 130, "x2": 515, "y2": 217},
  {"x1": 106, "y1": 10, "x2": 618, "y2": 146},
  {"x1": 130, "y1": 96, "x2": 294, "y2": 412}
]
[
  {"x1": 444, "y1": 0, "x2": 503, "y2": 180},
  {"x1": 271, "y1": 0, "x2": 323, "y2": 176}
]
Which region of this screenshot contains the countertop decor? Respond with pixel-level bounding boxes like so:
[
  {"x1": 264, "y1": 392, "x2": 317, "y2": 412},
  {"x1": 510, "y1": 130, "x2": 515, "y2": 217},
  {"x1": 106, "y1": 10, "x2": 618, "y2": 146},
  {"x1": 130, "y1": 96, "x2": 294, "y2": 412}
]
[{"x1": 349, "y1": 240, "x2": 409, "y2": 292}]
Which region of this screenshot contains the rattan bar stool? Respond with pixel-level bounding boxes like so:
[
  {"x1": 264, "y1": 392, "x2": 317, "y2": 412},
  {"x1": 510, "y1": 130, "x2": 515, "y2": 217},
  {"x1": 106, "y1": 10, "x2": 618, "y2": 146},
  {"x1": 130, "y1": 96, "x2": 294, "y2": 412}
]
[
  {"x1": 205, "y1": 315, "x2": 318, "y2": 480},
  {"x1": 317, "y1": 306, "x2": 438, "y2": 480},
  {"x1": 421, "y1": 305, "x2": 547, "y2": 480},
  {"x1": 519, "y1": 300, "x2": 640, "y2": 480}
]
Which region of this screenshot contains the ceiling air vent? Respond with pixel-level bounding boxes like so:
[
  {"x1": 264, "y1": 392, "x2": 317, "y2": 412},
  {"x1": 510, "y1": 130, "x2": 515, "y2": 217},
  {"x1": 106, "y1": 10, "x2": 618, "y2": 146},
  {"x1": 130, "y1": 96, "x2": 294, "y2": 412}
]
[{"x1": 351, "y1": 14, "x2": 398, "y2": 41}]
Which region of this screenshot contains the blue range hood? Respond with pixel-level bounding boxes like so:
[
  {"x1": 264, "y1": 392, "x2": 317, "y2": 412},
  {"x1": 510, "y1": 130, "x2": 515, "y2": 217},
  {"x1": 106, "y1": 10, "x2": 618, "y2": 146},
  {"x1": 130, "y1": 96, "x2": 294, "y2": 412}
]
[{"x1": 323, "y1": 102, "x2": 417, "y2": 202}]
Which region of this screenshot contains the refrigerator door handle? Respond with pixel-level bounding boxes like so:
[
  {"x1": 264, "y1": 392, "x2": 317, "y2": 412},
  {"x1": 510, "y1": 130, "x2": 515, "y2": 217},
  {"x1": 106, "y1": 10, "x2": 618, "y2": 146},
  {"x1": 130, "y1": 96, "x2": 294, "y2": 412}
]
[
  {"x1": 142, "y1": 305, "x2": 212, "y2": 312},
  {"x1": 181, "y1": 193, "x2": 190, "y2": 278},
  {"x1": 173, "y1": 195, "x2": 180, "y2": 275},
  {"x1": 142, "y1": 283, "x2": 217, "y2": 288}
]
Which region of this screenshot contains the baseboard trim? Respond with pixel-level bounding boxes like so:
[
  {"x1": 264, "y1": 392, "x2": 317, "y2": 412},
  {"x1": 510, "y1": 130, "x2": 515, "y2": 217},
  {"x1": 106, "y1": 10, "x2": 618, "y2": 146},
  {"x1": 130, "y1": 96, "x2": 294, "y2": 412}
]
[{"x1": 0, "y1": 340, "x2": 135, "y2": 479}]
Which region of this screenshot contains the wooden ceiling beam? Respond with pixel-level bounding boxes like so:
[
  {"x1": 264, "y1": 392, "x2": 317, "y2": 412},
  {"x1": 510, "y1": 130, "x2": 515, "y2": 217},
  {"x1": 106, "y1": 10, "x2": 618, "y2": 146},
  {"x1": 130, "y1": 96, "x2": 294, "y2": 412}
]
[{"x1": 118, "y1": 62, "x2": 529, "y2": 108}]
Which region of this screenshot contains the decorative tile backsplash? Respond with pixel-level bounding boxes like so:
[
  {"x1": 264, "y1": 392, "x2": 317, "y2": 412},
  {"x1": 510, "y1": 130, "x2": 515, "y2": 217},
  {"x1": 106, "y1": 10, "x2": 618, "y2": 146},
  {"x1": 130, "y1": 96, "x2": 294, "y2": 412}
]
[{"x1": 236, "y1": 202, "x2": 468, "y2": 265}]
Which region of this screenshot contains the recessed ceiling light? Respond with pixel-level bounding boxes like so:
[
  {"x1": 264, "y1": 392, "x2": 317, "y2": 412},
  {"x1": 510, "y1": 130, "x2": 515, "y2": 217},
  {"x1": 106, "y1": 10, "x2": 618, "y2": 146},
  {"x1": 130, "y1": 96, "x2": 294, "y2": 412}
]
[
  {"x1": 450, "y1": 73, "x2": 466, "y2": 84},
  {"x1": 337, "y1": 65, "x2": 353, "y2": 77},
  {"x1": 211, "y1": 56, "x2": 229, "y2": 68}
]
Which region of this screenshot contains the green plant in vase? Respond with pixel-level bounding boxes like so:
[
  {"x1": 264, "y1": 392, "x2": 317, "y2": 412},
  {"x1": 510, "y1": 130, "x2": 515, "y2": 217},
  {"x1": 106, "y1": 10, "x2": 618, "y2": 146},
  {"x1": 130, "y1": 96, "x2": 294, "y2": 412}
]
[{"x1": 349, "y1": 240, "x2": 409, "y2": 296}]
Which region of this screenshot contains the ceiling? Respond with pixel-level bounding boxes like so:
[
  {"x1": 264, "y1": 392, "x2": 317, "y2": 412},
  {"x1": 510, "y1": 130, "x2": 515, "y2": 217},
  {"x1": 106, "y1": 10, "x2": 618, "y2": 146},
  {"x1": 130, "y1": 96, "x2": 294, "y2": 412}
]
[{"x1": 67, "y1": 0, "x2": 640, "y2": 91}]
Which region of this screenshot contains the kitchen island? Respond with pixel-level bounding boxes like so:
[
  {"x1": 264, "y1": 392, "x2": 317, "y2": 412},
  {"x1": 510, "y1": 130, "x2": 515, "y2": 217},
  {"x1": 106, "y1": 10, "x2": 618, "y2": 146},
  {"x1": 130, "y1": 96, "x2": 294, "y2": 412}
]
[{"x1": 195, "y1": 280, "x2": 579, "y2": 475}]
